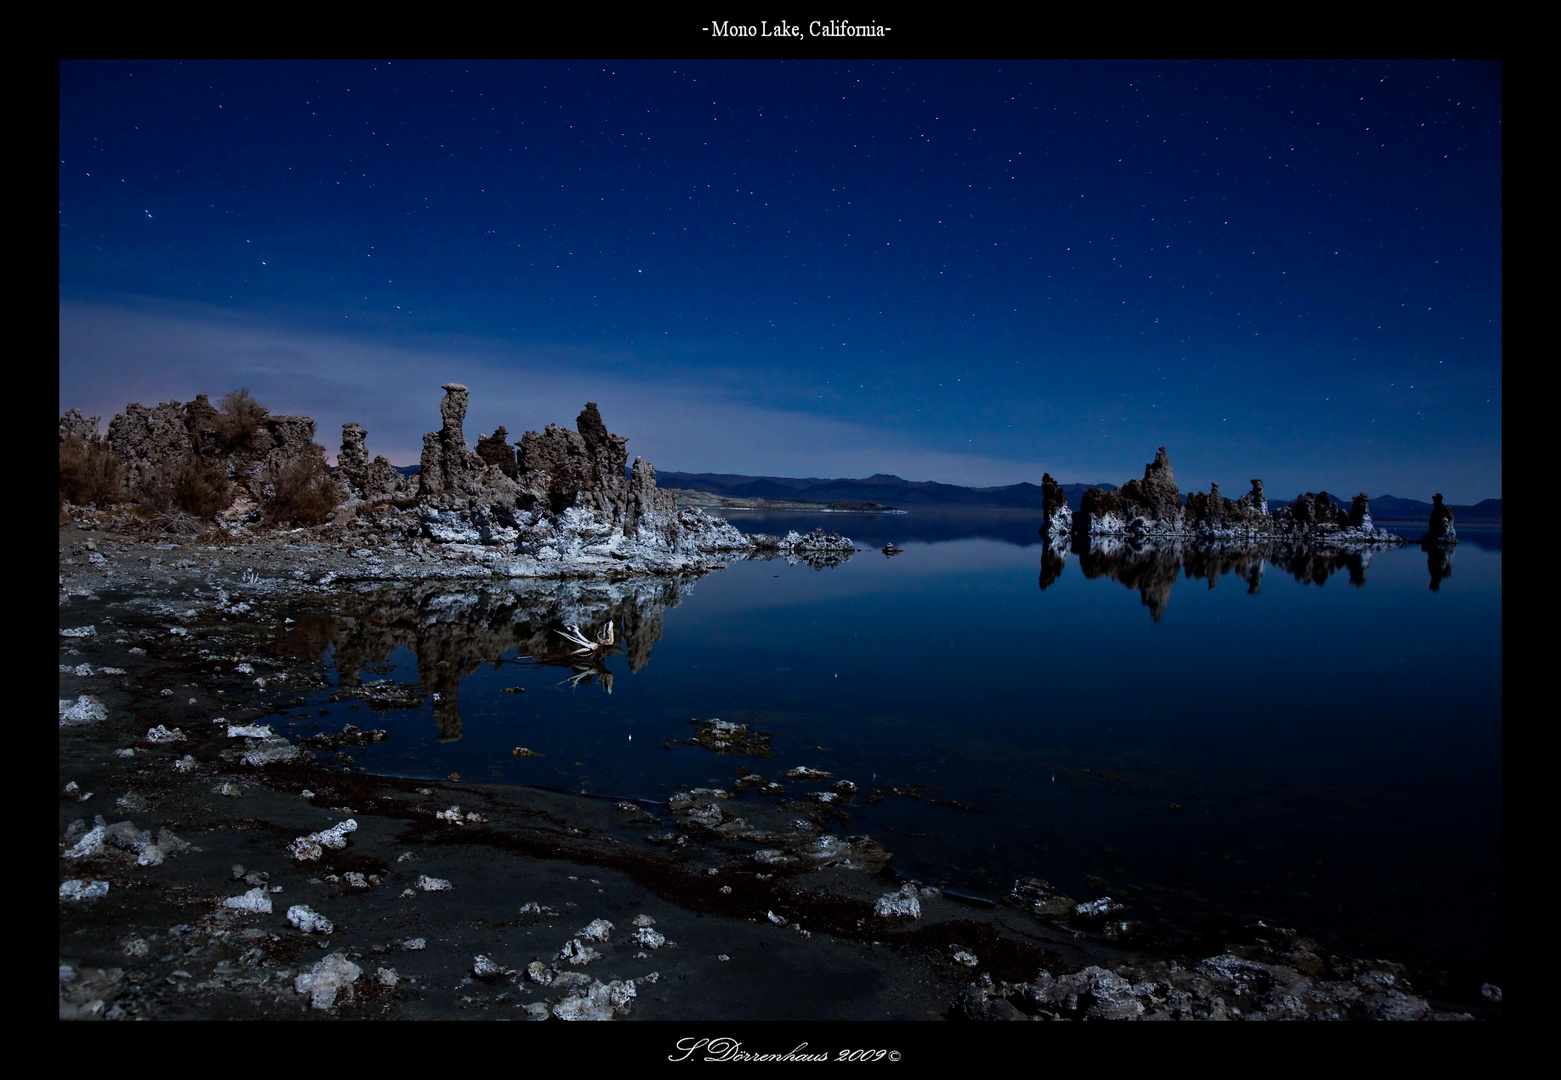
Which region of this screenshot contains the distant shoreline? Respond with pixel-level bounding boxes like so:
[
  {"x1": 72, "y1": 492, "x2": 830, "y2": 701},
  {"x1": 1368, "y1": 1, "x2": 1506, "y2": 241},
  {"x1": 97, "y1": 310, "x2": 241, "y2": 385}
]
[
  {"x1": 665, "y1": 489, "x2": 907, "y2": 514},
  {"x1": 660, "y1": 472, "x2": 1499, "y2": 524},
  {"x1": 706, "y1": 506, "x2": 908, "y2": 515}
]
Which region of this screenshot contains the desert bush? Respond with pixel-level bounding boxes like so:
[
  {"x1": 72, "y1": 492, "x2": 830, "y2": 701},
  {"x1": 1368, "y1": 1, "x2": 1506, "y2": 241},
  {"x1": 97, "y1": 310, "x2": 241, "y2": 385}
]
[
  {"x1": 173, "y1": 454, "x2": 233, "y2": 518},
  {"x1": 133, "y1": 466, "x2": 174, "y2": 515},
  {"x1": 213, "y1": 388, "x2": 271, "y2": 456},
  {"x1": 58, "y1": 435, "x2": 122, "y2": 507},
  {"x1": 263, "y1": 445, "x2": 343, "y2": 525}
]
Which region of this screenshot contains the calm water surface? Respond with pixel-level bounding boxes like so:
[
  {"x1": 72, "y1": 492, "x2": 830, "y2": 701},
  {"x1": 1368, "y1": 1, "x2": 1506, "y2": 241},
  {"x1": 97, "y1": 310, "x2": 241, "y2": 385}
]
[{"x1": 270, "y1": 512, "x2": 1502, "y2": 995}]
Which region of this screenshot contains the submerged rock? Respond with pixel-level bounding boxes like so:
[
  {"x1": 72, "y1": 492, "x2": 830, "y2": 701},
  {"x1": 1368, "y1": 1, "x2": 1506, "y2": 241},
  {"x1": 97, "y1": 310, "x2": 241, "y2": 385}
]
[
  {"x1": 690, "y1": 717, "x2": 771, "y2": 757},
  {"x1": 1009, "y1": 877, "x2": 1077, "y2": 918}
]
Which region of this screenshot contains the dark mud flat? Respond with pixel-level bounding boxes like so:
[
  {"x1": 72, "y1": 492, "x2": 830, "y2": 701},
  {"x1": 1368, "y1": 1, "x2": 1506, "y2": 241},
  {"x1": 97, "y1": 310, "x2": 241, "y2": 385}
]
[{"x1": 58, "y1": 527, "x2": 1495, "y2": 1022}]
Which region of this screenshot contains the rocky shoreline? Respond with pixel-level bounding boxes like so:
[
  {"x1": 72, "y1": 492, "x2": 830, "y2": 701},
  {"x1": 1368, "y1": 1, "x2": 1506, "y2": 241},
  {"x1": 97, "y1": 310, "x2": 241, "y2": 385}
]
[{"x1": 58, "y1": 524, "x2": 1497, "y2": 1021}]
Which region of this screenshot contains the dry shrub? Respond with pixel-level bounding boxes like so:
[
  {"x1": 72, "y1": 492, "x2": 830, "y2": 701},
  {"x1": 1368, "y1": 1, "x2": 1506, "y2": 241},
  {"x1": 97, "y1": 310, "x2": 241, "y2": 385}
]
[
  {"x1": 264, "y1": 446, "x2": 343, "y2": 525},
  {"x1": 214, "y1": 388, "x2": 270, "y2": 456},
  {"x1": 150, "y1": 508, "x2": 205, "y2": 535},
  {"x1": 128, "y1": 460, "x2": 174, "y2": 514},
  {"x1": 173, "y1": 455, "x2": 233, "y2": 518},
  {"x1": 58, "y1": 435, "x2": 121, "y2": 507}
]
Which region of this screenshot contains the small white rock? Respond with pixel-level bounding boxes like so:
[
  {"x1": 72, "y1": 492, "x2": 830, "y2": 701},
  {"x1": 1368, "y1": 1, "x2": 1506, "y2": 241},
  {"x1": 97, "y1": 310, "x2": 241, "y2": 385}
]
[
  {"x1": 576, "y1": 918, "x2": 614, "y2": 942},
  {"x1": 223, "y1": 888, "x2": 273, "y2": 914},
  {"x1": 59, "y1": 879, "x2": 109, "y2": 901},
  {"x1": 294, "y1": 953, "x2": 360, "y2": 1011},
  {"x1": 874, "y1": 883, "x2": 922, "y2": 919},
  {"x1": 287, "y1": 904, "x2": 334, "y2": 934}
]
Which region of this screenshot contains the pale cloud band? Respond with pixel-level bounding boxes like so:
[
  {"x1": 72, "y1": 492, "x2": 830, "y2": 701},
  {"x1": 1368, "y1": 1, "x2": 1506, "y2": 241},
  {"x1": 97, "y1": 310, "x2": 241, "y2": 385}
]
[{"x1": 58, "y1": 301, "x2": 1057, "y2": 486}]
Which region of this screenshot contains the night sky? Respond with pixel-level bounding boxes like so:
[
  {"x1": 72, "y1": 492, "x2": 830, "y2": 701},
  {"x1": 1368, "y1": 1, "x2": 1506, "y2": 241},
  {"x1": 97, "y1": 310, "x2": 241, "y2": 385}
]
[{"x1": 59, "y1": 60, "x2": 1502, "y2": 502}]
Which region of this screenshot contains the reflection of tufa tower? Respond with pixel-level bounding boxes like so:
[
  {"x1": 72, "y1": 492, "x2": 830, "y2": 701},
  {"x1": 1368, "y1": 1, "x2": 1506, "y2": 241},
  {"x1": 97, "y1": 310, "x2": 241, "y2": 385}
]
[
  {"x1": 1037, "y1": 539, "x2": 1067, "y2": 591},
  {"x1": 432, "y1": 693, "x2": 463, "y2": 742},
  {"x1": 274, "y1": 577, "x2": 692, "y2": 744}
]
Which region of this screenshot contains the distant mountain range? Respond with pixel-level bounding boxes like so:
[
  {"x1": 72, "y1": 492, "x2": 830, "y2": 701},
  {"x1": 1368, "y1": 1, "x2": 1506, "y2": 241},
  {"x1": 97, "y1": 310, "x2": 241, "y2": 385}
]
[
  {"x1": 659, "y1": 471, "x2": 1501, "y2": 522},
  {"x1": 1339, "y1": 494, "x2": 1502, "y2": 523},
  {"x1": 657, "y1": 471, "x2": 1113, "y2": 511}
]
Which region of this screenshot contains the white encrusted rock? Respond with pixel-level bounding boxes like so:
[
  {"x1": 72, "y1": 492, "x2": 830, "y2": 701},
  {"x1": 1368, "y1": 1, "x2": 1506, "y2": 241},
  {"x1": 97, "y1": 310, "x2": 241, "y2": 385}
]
[
  {"x1": 294, "y1": 953, "x2": 361, "y2": 1011},
  {"x1": 576, "y1": 918, "x2": 614, "y2": 942},
  {"x1": 287, "y1": 905, "x2": 334, "y2": 934},
  {"x1": 59, "y1": 879, "x2": 109, "y2": 901},
  {"x1": 557, "y1": 939, "x2": 602, "y2": 966},
  {"x1": 63, "y1": 825, "x2": 106, "y2": 859},
  {"x1": 59, "y1": 696, "x2": 108, "y2": 725},
  {"x1": 226, "y1": 724, "x2": 274, "y2": 738},
  {"x1": 288, "y1": 819, "x2": 358, "y2": 861},
  {"x1": 223, "y1": 887, "x2": 273, "y2": 914},
  {"x1": 634, "y1": 927, "x2": 667, "y2": 949},
  {"x1": 874, "y1": 883, "x2": 922, "y2": 919},
  {"x1": 551, "y1": 978, "x2": 637, "y2": 1021}
]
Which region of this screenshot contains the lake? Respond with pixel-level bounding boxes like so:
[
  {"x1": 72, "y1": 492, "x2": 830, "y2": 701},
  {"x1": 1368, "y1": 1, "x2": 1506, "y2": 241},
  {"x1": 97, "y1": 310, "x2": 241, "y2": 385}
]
[{"x1": 266, "y1": 510, "x2": 1502, "y2": 998}]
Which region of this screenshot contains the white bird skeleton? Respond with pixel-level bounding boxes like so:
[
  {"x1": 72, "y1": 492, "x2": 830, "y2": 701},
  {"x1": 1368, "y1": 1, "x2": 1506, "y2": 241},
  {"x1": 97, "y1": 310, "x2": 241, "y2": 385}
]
[{"x1": 554, "y1": 621, "x2": 615, "y2": 654}]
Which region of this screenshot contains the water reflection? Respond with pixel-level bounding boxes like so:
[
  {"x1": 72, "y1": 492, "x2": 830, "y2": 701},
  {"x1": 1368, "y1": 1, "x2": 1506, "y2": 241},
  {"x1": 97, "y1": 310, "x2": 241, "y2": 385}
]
[
  {"x1": 1422, "y1": 540, "x2": 1455, "y2": 591},
  {"x1": 271, "y1": 576, "x2": 700, "y2": 740},
  {"x1": 1043, "y1": 536, "x2": 1387, "y2": 620},
  {"x1": 255, "y1": 522, "x2": 1497, "y2": 994}
]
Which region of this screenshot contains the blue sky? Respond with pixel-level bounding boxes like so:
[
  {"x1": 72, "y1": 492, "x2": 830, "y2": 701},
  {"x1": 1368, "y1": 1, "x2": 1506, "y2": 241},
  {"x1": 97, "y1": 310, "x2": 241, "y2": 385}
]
[{"x1": 59, "y1": 60, "x2": 1501, "y2": 501}]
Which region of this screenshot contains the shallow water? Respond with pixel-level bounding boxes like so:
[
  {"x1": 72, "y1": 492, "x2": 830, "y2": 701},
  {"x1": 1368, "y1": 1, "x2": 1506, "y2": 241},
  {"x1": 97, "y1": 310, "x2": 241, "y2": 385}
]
[{"x1": 266, "y1": 514, "x2": 1502, "y2": 994}]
